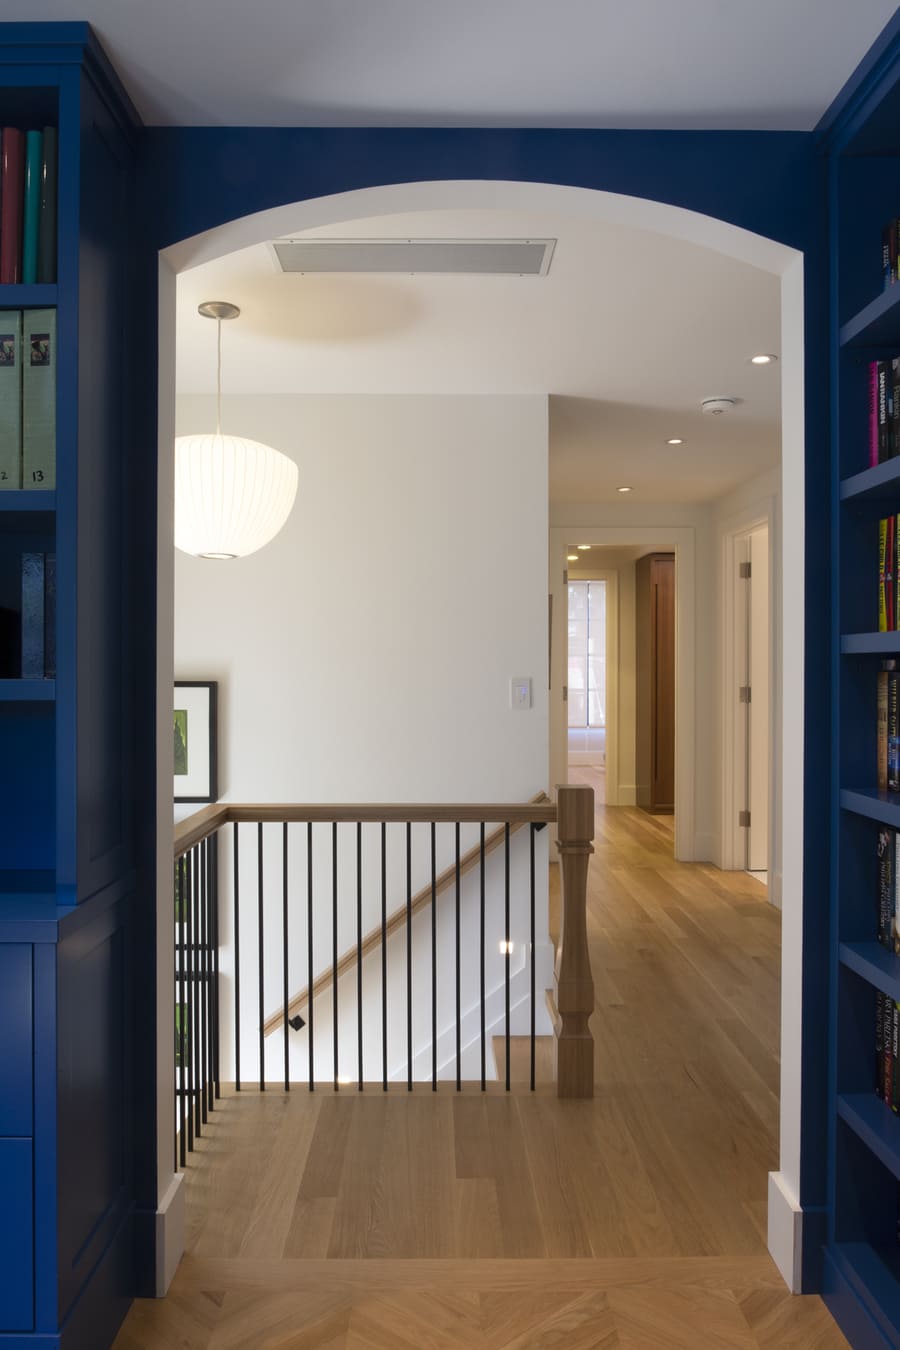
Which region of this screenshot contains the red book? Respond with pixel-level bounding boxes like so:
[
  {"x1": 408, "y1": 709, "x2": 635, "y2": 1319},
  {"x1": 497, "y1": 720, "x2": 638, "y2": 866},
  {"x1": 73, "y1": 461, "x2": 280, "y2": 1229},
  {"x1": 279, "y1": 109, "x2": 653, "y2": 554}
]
[{"x1": 0, "y1": 128, "x2": 25, "y2": 284}]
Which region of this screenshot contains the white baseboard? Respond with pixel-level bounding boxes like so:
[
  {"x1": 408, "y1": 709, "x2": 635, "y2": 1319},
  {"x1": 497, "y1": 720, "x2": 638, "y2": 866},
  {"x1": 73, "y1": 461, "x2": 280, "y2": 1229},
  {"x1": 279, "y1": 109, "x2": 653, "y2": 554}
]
[
  {"x1": 616, "y1": 784, "x2": 637, "y2": 806},
  {"x1": 155, "y1": 1170, "x2": 186, "y2": 1296},
  {"x1": 694, "y1": 832, "x2": 719, "y2": 865},
  {"x1": 767, "y1": 1170, "x2": 801, "y2": 1292}
]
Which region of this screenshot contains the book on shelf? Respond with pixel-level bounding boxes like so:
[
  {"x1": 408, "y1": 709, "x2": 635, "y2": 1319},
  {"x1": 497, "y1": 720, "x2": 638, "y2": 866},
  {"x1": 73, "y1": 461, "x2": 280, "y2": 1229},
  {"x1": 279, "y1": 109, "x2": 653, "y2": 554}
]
[
  {"x1": 869, "y1": 361, "x2": 900, "y2": 466},
  {"x1": 0, "y1": 125, "x2": 57, "y2": 287},
  {"x1": 20, "y1": 551, "x2": 55, "y2": 680},
  {"x1": 0, "y1": 312, "x2": 22, "y2": 489},
  {"x1": 879, "y1": 829, "x2": 893, "y2": 945},
  {"x1": 22, "y1": 308, "x2": 55, "y2": 490},
  {"x1": 883, "y1": 218, "x2": 900, "y2": 290},
  {"x1": 878, "y1": 662, "x2": 898, "y2": 789}
]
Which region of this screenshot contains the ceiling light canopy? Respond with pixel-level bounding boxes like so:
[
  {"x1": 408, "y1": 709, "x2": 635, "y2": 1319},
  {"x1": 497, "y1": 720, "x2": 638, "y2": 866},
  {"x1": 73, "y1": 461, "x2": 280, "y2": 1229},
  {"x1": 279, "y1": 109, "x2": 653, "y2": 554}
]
[
  {"x1": 617, "y1": 486, "x2": 633, "y2": 494},
  {"x1": 567, "y1": 553, "x2": 579, "y2": 561},
  {"x1": 750, "y1": 353, "x2": 778, "y2": 365},
  {"x1": 666, "y1": 437, "x2": 684, "y2": 446},
  {"x1": 175, "y1": 302, "x2": 299, "y2": 560}
]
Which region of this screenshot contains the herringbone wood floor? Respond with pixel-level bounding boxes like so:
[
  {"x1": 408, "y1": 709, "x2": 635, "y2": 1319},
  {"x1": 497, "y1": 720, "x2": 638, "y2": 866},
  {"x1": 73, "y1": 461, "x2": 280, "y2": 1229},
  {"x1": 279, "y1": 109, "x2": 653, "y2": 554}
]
[{"x1": 114, "y1": 780, "x2": 847, "y2": 1348}]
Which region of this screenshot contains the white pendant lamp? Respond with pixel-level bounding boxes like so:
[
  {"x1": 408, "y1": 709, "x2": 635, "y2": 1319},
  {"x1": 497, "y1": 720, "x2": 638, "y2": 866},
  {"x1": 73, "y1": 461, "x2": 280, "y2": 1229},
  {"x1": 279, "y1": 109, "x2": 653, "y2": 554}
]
[{"x1": 175, "y1": 301, "x2": 299, "y2": 559}]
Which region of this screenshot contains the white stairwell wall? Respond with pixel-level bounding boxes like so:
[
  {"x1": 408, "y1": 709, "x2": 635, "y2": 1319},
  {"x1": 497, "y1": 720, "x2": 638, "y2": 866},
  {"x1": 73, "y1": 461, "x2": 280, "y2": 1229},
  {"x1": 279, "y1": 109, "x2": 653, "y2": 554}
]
[{"x1": 174, "y1": 393, "x2": 553, "y2": 1081}]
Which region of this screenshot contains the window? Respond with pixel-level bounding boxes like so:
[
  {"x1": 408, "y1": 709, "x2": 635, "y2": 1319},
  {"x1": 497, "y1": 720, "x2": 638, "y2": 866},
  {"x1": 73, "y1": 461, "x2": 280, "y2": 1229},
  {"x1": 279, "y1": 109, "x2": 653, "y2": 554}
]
[{"x1": 568, "y1": 580, "x2": 606, "y2": 730}]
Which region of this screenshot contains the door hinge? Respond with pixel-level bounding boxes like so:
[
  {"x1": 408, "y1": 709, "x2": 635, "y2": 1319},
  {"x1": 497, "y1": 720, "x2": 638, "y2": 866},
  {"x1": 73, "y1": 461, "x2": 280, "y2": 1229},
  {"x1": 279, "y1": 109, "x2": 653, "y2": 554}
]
[
  {"x1": 739, "y1": 809, "x2": 751, "y2": 827},
  {"x1": 563, "y1": 568, "x2": 568, "y2": 585},
  {"x1": 739, "y1": 685, "x2": 751, "y2": 703},
  {"x1": 563, "y1": 685, "x2": 568, "y2": 702},
  {"x1": 739, "y1": 561, "x2": 752, "y2": 579}
]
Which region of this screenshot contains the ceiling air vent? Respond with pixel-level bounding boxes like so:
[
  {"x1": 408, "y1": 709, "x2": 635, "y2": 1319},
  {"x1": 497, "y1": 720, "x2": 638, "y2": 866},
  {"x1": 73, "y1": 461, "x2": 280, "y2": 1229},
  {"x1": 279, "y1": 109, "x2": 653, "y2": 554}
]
[{"x1": 271, "y1": 237, "x2": 556, "y2": 276}]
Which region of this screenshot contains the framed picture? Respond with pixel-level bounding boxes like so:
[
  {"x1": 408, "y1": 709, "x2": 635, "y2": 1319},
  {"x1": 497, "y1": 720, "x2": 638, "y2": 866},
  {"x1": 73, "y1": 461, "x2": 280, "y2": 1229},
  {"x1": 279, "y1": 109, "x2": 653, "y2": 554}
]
[{"x1": 174, "y1": 681, "x2": 218, "y2": 803}]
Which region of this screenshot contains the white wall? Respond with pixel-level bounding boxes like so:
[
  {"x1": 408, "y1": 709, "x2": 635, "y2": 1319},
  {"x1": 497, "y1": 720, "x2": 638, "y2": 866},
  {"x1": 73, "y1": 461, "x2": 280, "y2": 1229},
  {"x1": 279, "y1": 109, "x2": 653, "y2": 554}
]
[{"x1": 174, "y1": 392, "x2": 552, "y2": 1082}]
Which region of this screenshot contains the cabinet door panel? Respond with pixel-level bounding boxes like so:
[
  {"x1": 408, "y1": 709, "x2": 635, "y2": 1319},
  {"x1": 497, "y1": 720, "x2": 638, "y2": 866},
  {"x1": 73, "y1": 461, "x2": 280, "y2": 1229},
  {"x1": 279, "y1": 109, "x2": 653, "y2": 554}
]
[
  {"x1": 0, "y1": 945, "x2": 32, "y2": 1135},
  {"x1": 0, "y1": 1138, "x2": 33, "y2": 1331}
]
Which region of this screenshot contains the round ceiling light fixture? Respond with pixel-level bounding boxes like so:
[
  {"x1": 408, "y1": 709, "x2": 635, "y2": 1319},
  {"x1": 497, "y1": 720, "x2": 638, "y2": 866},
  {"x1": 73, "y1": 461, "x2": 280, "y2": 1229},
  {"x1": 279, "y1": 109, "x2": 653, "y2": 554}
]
[
  {"x1": 175, "y1": 302, "x2": 299, "y2": 560},
  {"x1": 666, "y1": 437, "x2": 684, "y2": 446},
  {"x1": 577, "y1": 544, "x2": 591, "y2": 550},
  {"x1": 750, "y1": 353, "x2": 778, "y2": 365},
  {"x1": 567, "y1": 553, "x2": 579, "y2": 561},
  {"x1": 617, "y1": 485, "x2": 633, "y2": 494}
]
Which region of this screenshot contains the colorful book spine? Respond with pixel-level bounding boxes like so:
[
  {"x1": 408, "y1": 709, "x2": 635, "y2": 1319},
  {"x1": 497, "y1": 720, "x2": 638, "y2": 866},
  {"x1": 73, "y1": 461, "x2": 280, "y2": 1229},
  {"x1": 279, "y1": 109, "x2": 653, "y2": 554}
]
[
  {"x1": 22, "y1": 308, "x2": 56, "y2": 489},
  {"x1": 885, "y1": 993, "x2": 895, "y2": 1108},
  {"x1": 878, "y1": 990, "x2": 886, "y2": 1098},
  {"x1": 887, "y1": 517, "x2": 895, "y2": 626},
  {"x1": 0, "y1": 312, "x2": 22, "y2": 489},
  {"x1": 37, "y1": 127, "x2": 57, "y2": 285},
  {"x1": 880, "y1": 362, "x2": 891, "y2": 463},
  {"x1": 871, "y1": 361, "x2": 880, "y2": 467},
  {"x1": 890, "y1": 670, "x2": 900, "y2": 791},
  {"x1": 879, "y1": 666, "x2": 890, "y2": 790},
  {"x1": 880, "y1": 518, "x2": 889, "y2": 631},
  {"x1": 879, "y1": 828, "x2": 894, "y2": 945},
  {"x1": 0, "y1": 128, "x2": 25, "y2": 285},
  {"x1": 893, "y1": 1004, "x2": 900, "y2": 1114},
  {"x1": 21, "y1": 130, "x2": 41, "y2": 286}
]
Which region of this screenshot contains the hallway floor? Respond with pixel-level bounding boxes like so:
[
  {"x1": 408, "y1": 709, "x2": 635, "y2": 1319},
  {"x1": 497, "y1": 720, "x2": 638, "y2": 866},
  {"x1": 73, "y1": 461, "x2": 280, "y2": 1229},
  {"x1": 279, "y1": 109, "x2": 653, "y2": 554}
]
[{"x1": 114, "y1": 791, "x2": 845, "y2": 1348}]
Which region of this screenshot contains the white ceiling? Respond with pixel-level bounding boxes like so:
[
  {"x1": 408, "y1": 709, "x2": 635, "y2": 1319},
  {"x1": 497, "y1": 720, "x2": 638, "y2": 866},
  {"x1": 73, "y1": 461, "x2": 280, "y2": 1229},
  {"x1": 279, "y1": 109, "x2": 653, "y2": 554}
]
[
  {"x1": 4, "y1": 1, "x2": 897, "y2": 127},
  {"x1": 176, "y1": 207, "x2": 782, "y2": 504}
]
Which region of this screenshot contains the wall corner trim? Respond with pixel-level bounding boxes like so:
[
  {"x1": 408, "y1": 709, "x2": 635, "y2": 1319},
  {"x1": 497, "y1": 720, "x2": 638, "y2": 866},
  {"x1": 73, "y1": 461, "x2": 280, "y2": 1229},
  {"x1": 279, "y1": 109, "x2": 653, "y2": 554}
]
[
  {"x1": 767, "y1": 1170, "x2": 803, "y2": 1292},
  {"x1": 155, "y1": 1171, "x2": 186, "y2": 1297}
]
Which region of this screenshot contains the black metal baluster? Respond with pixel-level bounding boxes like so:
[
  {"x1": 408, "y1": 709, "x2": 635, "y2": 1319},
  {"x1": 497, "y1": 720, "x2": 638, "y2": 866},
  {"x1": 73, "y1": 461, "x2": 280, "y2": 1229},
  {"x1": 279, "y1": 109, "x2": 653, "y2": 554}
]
[
  {"x1": 193, "y1": 845, "x2": 202, "y2": 1137},
  {"x1": 258, "y1": 822, "x2": 265, "y2": 1092},
  {"x1": 234, "y1": 822, "x2": 241, "y2": 1092},
  {"x1": 357, "y1": 821, "x2": 363, "y2": 1091},
  {"x1": 505, "y1": 823, "x2": 511, "y2": 1093},
  {"x1": 333, "y1": 821, "x2": 339, "y2": 1090},
  {"x1": 381, "y1": 822, "x2": 387, "y2": 1091},
  {"x1": 406, "y1": 821, "x2": 412, "y2": 1091},
  {"x1": 185, "y1": 848, "x2": 194, "y2": 1150},
  {"x1": 530, "y1": 823, "x2": 536, "y2": 1093},
  {"x1": 283, "y1": 822, "x2": 290, "y2": 1092},
  {"x1": 200, "y1": 838, "x2": 208, "y2": 1125},
  {"x1": 307, "y1": 822, "x2": 314, "y2": 1091},
  {"x1": 431, "y1": 821, "x2": 437, "y2": 1092},
  {"x1": 455, "y1": 822, "x2": 461, "y2": 1092},
  {"x1": 178, "y1": 854, "x2": 187, "y2": 1166},
  {"x1": 204, "y1": 837, "x2": 212, "y2": 1116},
  {"x1": 211, "y1": 831, "x2": 220, "y2": 1102},
  {"x1": 480, "y1": 823, "x2": 486, "y2": 1092}
]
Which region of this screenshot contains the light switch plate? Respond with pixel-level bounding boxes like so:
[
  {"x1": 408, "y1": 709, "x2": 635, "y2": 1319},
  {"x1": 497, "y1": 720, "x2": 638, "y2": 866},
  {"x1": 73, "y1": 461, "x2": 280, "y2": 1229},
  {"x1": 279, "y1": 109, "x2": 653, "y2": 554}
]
[{"x1": 510, "y1": 677, "x2": 532, "y2": 709}]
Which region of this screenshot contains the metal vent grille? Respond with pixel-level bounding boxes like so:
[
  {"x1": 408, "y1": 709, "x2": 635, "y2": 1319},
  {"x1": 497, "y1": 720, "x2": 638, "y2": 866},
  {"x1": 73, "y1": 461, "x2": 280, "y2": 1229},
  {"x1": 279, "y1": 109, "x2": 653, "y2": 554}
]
[{"x1": 271, "y1": 238, "x2": 555, "y2": 276}]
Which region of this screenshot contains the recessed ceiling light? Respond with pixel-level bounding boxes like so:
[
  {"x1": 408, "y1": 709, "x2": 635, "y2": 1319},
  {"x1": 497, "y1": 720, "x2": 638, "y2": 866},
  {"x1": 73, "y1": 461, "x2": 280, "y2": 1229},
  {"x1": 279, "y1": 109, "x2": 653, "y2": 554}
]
[
  {"x1": 577, "y1": 544, "x2": 590, "y2": 550},
  {"x1": 666, "y1": 437, "x2": 684, "y2": 446},
  {"x1": 750, "y1": 353, "x2": 778, "y2": 365},
  {"x1": 567, "y1": 553, "x2": 579, "y2": 561},
  {"x1": 617, "y1": 486, "x2": 633, "y2": 494}
]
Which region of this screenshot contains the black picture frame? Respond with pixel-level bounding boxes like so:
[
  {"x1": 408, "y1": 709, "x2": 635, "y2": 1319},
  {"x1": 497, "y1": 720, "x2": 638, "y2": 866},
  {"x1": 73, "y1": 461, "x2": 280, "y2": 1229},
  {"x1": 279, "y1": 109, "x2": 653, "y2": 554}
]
[{"x1": 174, "y1": 680, "x2": 218, "y2": 803}]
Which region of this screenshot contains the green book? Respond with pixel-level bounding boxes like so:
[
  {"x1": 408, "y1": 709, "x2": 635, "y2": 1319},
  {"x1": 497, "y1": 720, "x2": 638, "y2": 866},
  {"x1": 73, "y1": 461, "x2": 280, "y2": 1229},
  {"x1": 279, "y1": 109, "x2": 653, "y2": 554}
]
[
  {"x1": 0, "y1": 313, "x2": 23, "y2": 489},
  {"x1": 22, "y1": 308, "x2": 55, "y2": 490},
  {"x1": 21, "y1": 130, "x2": 41, "y2": 285}
]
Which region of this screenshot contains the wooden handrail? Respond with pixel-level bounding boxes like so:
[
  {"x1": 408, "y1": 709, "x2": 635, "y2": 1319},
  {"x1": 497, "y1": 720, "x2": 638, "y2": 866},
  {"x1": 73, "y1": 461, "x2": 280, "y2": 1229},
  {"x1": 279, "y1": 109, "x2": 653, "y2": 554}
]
[
  {"x1": 261, "y1": 792, "x2": 551, "y2": 1037},
  {"x1": 549, "y1": 784, "x2": 595, "y2": 1098},
  {"x1": 174, "y1": 797, "x2": 556, "y2": 859}
]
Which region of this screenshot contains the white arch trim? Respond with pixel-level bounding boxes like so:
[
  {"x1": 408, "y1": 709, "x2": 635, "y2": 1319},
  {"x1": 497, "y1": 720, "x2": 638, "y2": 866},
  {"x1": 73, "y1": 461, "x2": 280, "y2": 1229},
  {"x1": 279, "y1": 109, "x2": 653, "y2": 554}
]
[{"x1": 157, "y1": 180, "x2": 805, "y2": 1293}]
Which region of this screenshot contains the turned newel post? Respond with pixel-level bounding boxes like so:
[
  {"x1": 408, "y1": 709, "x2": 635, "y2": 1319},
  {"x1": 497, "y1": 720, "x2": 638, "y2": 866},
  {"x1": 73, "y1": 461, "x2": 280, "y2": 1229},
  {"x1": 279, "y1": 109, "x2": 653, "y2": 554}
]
[{"x1": 553, "y1": 784, "x2": 595, "y2": 1098}]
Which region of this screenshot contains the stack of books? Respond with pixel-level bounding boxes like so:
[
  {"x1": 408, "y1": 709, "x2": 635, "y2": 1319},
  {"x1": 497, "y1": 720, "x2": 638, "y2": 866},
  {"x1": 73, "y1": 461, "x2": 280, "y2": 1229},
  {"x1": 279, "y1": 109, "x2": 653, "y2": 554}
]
[
  {"x1": 0, "y1": 309, "x2": 56, "y2": 489},
  {"x1": 876, "y1": 989, "x2": 900, "y2": 1113},
  {"x1": 877, "y1": 662, "x2": 900, "y2": 790},
  {"x1": 0, "y1": 126, "x2": 57, "y2": 285}
]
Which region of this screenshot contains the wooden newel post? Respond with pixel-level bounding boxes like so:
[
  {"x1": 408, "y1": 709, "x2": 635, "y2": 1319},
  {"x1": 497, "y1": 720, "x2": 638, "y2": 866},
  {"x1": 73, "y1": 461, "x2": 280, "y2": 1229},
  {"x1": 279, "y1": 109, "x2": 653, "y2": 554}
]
[{"x1": 552, "y1": 785, "x2": 595, "y2": 1098}]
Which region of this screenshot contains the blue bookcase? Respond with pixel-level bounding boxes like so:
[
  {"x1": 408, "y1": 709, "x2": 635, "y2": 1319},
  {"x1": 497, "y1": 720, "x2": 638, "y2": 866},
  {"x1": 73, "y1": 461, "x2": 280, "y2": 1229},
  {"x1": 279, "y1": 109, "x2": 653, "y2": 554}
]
[
  {"x1": 823, "y1": 24, "x2": 900, "y2": 1347},
  {"x1": 0, "y1": 26, "x2": 141, "y2": 1348}
]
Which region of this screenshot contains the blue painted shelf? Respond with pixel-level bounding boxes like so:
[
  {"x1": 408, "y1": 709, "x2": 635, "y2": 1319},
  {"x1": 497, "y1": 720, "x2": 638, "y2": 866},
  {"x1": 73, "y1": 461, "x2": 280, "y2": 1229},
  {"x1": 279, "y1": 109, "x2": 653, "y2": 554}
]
[
  {"x1": 0, "y1": 284, "x2": 57, "y2": 309},
  {"x1": 841, "y1": 942, "x2": 900, "y2": 1001},
  {"x1": 840, "y1": 457, "x2": 900, "y2": 508},
  {"x1": 840, "y1": 284, "x2": 900, "y2": 349},
  {"x1": 841, "y1": 788, "x2": 900, "y2": 827},
  {"x1": 0, "y1": 490, "x2": 56, "y2": 512},
  {"x1": 0, "y1": 680, "x2": 55, "y2": 702},
  {"x1": 842, "y1": 632, "x2": 900, "y2": 654},
  {"x1": 824, "y1": 1243, "x2": 900, "y2": 1349},
  {"x1": 838, "y1": 1094, "x2": 900, "y2": 1181}
]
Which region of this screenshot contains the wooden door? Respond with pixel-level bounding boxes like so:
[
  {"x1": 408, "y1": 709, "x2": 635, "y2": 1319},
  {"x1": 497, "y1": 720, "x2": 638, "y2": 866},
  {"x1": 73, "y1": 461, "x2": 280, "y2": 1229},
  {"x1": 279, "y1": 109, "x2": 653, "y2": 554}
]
[{"x1": 635, "y1": 553, "x2": 675, "y2": 813}]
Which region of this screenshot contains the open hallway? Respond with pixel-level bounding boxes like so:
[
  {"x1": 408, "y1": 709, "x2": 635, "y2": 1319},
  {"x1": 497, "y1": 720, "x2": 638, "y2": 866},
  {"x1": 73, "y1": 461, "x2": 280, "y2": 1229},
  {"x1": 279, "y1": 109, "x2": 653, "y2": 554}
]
[{"x1": 115, "y1": 794, "x2": 845, "y2": 1348}]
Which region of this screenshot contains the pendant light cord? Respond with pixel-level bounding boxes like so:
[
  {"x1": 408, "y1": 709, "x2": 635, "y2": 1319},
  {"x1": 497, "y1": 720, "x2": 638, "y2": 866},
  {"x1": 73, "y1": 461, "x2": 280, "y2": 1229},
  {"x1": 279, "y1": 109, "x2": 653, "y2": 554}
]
[{"x1": 216, "y1": 318, "x2": 222, "y2": 436}]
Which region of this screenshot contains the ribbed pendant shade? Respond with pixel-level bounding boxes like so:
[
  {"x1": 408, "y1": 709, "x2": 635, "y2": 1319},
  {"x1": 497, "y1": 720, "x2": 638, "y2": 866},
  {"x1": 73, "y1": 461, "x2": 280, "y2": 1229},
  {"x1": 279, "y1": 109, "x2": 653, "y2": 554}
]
[
  {"x1": 174, "y1": 301, "x2": 299, "y2": 559},
  {"x1": 174, "y1": 432, "x2": 299, "y2": 559}
]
